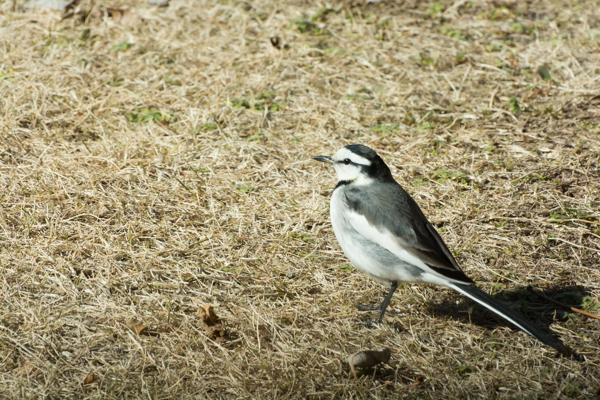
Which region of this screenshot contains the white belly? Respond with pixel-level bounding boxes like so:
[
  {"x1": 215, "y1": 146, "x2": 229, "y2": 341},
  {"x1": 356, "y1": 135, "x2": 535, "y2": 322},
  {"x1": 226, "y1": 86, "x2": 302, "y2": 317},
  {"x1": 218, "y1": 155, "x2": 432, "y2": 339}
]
[{"x1": 330, "y1": 188, "x2": 426, "y2": 285}]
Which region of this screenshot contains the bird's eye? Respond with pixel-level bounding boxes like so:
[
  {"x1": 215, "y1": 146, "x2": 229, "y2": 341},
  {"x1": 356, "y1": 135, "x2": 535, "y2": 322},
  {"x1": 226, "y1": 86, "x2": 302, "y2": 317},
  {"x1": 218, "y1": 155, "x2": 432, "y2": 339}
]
[{"x1": 343, "y1": 158, "x2": 351, "y2": 165}]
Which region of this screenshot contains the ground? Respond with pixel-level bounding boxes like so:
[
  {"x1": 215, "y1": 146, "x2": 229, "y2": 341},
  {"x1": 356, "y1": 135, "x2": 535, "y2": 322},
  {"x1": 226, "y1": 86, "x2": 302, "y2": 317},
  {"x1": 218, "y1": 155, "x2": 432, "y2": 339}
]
[{"x1": 1, "y1": 0, "x2": 599, "y2": 398}]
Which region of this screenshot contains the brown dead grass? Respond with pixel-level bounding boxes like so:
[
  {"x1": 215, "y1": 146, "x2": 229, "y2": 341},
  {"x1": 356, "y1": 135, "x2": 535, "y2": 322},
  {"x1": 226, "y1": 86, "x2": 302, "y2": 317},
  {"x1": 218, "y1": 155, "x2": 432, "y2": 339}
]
[{"x1": 1, "y1": 0, "x2": 599, "y2": 398}]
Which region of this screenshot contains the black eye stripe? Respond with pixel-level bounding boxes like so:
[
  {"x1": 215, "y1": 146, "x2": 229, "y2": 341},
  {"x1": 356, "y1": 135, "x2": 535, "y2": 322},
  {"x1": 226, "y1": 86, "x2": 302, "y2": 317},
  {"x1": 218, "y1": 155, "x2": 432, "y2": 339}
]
[{"x1": 335, "y1": 157, "x2": 370, "y2": 166}]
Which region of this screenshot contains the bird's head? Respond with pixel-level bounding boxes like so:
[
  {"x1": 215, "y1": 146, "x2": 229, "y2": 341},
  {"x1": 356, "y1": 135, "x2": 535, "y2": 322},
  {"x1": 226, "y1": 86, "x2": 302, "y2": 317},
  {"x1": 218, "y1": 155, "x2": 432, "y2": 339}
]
[{"x1": 312, "y1": 144, "x2": 393, "y2": 185}]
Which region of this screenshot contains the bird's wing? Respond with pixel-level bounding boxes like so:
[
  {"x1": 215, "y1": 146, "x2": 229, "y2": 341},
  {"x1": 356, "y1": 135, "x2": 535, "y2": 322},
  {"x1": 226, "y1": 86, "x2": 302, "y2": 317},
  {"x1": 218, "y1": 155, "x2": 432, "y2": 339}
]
[{"x1": 343, "y1": 184, "x2": 474, "y2": 284}]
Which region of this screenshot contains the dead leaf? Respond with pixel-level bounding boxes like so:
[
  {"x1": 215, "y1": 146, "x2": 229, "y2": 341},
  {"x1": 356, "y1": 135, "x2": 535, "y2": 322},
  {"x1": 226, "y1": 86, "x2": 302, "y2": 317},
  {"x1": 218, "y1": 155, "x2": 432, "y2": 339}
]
[
  {"x1": 132, "y1": 324, "x2": 148, "y2": 334},
  {"x1": 347, "y1": 347, "x2": 391, "y2": 379},
  {"x1": 198, "y1": 304, "x2": 220, "y2": 325},
  {"x1": 83, "y1": 372, "x2": 98, "y2": 385},
  {"x1": 209, "y1": 325, "x2": 227, "y2": 342},
  {"x1": 106, "y1": 8, "x2": 141, "y2": 26},
  {"x1": 198, "y1": 304, "x2": 227, "y2": 342},
  {"x1": 127, "y1": 320, "x2": 149, "y2": 335},
  {"x1": 408, "y1": 375, "x2": 424, "y2": 388}
]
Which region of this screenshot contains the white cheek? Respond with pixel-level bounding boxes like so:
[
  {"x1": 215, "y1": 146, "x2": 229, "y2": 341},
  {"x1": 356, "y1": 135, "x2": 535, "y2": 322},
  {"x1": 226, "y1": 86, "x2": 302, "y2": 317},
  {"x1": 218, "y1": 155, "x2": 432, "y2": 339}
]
[
  {"x1": 354, "y1": 174, "x2": 374, "y2": 186},
  {"x1": 333, "y1": 164, "x2": 360, "y2": 181}
]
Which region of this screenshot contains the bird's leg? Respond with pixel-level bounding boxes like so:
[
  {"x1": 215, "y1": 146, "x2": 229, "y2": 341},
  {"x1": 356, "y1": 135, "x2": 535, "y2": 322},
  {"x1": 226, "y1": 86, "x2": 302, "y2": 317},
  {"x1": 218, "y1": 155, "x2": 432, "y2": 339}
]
[
  {"x1": 353, "y1": 282, "x2": 399, "y2": 323},
  {"x1": 374, "y1": 282, "x2": 398, "y2": 324}
]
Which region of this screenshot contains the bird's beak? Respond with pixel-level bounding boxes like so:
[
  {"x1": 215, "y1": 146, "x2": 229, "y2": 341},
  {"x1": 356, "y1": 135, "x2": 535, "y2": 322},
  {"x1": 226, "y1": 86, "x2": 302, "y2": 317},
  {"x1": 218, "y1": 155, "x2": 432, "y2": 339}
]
[{"x1": 312, "y1": 156, "x2": 333, "y2": 164}]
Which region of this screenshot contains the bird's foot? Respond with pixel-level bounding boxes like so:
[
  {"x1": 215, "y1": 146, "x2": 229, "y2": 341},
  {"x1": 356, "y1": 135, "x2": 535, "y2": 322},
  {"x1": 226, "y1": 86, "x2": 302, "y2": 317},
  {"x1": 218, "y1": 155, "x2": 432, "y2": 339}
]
[
  {"x1": 353, "y1": 303, "x2": 402, "y2": 318},
  {"x1": 353, "y1": 303, "x2": 381, "y2": 312}
]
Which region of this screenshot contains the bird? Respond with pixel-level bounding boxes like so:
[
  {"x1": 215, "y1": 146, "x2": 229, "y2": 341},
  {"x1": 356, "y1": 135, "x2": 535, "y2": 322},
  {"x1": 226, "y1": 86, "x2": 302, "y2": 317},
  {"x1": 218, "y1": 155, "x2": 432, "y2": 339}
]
[{"x1": 312, "y1": 144, "x2": 566, "y2": 352}]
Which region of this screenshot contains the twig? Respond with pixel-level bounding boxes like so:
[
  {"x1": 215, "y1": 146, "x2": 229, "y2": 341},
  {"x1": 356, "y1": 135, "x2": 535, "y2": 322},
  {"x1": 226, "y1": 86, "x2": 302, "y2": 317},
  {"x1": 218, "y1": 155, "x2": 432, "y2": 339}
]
[
  {"x1": 548, "y1": 237, "x2": 600, "y2": 253},
  {"x1": 527, "y1": 286, "x2": 600, "y2": 321},
  {"x1": 548, "y1": 218, "x2": 600, "y2": 226}
]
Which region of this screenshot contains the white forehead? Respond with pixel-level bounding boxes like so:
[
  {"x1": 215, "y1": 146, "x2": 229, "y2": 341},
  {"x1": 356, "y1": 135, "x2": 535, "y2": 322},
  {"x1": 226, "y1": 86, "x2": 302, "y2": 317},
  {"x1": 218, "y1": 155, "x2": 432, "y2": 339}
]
[{"x1": 332, "y1": 147, "x2": 371, "y2": 166}]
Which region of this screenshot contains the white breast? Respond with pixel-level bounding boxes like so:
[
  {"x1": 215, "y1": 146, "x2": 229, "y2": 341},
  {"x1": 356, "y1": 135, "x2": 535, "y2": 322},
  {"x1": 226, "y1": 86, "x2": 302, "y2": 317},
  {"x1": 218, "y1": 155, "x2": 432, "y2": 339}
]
[{"x1": 330, "y1": 187, "x2": 429, "y2": 285}]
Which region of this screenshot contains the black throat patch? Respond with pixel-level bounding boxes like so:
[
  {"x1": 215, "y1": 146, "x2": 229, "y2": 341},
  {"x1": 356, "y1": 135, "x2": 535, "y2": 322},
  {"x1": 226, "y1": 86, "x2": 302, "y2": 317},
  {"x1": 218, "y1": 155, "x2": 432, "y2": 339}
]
[{"x1": 334, "y1": 180, "x2": 352, "y2": 190}]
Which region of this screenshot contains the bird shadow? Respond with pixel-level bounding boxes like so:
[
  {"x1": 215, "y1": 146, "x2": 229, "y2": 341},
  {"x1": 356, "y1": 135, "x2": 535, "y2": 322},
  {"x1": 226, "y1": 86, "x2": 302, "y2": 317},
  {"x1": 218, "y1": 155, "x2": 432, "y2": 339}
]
[{"x1": 426, "y1": 284, "x2": 595, "y2": 332}]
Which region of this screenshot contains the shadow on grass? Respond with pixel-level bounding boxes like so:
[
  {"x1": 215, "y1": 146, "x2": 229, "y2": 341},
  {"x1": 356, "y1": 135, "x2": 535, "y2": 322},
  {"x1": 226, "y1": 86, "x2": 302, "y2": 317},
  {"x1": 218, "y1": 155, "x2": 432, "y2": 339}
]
[{"x1": 427, "y1": 285, "x2": 596, "y2": 332}]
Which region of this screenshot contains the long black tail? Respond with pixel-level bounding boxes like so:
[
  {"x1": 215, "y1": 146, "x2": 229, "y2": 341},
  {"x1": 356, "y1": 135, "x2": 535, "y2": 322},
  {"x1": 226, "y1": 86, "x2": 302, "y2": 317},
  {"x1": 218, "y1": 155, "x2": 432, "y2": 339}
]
[{"x1": 449, "y1": 283, "x2": 566, "y2": 352}]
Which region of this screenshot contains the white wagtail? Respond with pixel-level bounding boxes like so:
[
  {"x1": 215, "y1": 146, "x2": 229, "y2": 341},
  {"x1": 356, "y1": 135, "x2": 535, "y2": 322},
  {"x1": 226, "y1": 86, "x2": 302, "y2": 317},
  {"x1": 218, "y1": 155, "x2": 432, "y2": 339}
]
[{"x1": 313, "y1": 144, "x2": 565, "y2": 352}]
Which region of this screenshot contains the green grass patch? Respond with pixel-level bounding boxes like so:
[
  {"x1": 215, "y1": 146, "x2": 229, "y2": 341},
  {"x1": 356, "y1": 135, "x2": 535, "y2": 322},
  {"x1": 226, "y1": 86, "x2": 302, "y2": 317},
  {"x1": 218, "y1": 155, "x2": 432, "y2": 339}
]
[
  {"x1": 339, "y1": 264, "x2": 353, "y2": 272},
  {"x1": 236, "y1": 183, "x2": 254, "y2": 193},
  {"x1": 417, "y1": 122, "x2": 436, "y2": 131},
  {"x1": 419, "y1": 53, "x2": 435, "y2": 68},
  {"x1": 111, "y1": 41, "x2": 133, "y2": 52},
  {"x1": 371, "y1": 124, "x2": 399, "y2": 133},
  {"x1": 231, "y1": 92, "x2": 285, "y2": 112},
  {"x1": 195, "y1": 123, "x2": 218, "y2": 133},
  {"x1": 456, "y1": 364, "x2": 473, "y2": 377},
  {"x1": 311, "y1": 7, "x2": 335, "y2": 22},
  {"x1": 537, "y1": 65, "x2": 552, "y2": 81},
  {"x1": 486, "y1": 43, "x2": 502, "y2": 52},
  {"x1": 245, "y1": 132, "x2": 267, "y2": 142},
  {"x1": 433, "y1": 169, "x2": 469, "y2": 184},
  {"x1": 507, "y1": 97, "x2": 521, "y2": 114},
  {"x1": 0, "y1": 70, "x2": 13, "y2": 80},
  {"x1": 127, "y1": 108, "x2": 174, "y2": 124},
  {"x1": 426, "y1": 2, "x2": 444, "y2": 16},
  {"x1": 440, "y1": 27, "x2": 468, "y2": 41}
]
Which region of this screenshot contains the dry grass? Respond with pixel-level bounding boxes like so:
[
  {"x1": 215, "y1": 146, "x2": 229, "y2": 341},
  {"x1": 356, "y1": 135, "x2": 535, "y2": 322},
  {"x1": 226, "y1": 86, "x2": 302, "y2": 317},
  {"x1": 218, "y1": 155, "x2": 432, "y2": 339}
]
[{"x1": 1, "y1": 0, "x2": 600, "y2": 398}]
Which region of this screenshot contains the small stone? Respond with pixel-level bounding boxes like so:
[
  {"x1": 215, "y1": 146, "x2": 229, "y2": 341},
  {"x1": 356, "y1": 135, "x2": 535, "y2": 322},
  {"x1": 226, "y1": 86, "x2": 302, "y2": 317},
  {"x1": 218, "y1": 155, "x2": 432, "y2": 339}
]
[{"x1": 347, "y1": 347, "x2": 391, "y2": 378}]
